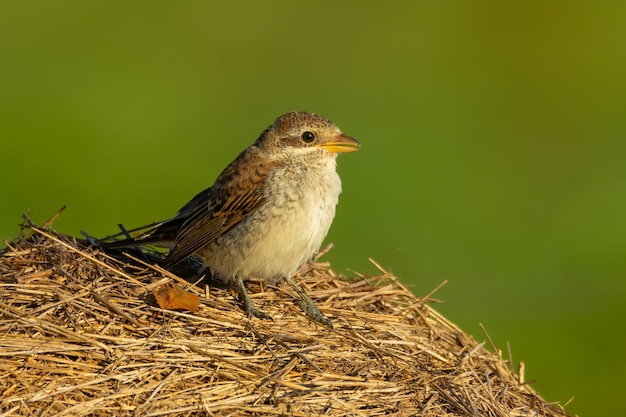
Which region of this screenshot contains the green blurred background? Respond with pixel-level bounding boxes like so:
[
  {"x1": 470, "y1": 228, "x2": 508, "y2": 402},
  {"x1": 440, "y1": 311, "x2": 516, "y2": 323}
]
[{"x1": 2, "y1": 2, "x2": 624, "y2": 415}]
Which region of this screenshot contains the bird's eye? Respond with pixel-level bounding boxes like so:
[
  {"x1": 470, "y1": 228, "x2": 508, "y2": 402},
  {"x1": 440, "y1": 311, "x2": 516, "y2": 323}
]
[{"x1": 301, "y1": 131, "x2": 315, "y2": 143}]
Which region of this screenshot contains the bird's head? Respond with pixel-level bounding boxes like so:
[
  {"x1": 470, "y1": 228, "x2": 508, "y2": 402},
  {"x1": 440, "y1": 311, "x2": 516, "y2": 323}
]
[{"x1": 258, "y1": 112, "x2": 360, "y2": 159}]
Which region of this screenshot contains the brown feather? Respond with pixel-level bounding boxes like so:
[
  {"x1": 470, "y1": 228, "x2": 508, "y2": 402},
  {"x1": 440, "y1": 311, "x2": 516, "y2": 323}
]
[{"x1": 164, "y1": 146, "x2": 280, "y2": 267}]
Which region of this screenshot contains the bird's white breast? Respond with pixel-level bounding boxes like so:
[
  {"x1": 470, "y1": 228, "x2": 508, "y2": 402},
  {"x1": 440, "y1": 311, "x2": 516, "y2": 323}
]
[{"x1": 200, "y1": 156, "x2": 342, "y2": 284}]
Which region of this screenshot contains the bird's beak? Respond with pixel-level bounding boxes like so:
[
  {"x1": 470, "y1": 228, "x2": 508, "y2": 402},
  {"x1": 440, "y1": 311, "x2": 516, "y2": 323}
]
[{"x1": 318, "y1": 134, "x2": 360, "y2": 153}]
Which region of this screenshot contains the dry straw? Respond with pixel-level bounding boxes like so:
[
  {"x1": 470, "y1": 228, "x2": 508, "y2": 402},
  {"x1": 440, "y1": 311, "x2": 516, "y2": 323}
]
[{"x1": 0, "y1": 218, "x2": 572, "y2": 416}]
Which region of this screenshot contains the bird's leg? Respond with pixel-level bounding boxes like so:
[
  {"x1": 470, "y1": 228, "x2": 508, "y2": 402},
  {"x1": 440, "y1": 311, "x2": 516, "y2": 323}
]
[
  {"x1": 285, "y1": 276, "x2": 333, "y2": 328},
  {"x1": 236, "y1": 275, "x2": 270, "y2": 319}
]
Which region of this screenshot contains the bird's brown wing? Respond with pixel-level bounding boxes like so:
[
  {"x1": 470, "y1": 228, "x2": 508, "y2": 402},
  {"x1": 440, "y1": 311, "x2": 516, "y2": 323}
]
[{"x1": 164, "y1": 153, "x2": 278, "y2": 267}]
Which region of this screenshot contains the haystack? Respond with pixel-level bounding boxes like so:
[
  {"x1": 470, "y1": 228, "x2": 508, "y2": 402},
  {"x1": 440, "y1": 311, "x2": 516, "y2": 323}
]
[{"x1": 0, "y1": 217, "x2": 572, "y2": 416}]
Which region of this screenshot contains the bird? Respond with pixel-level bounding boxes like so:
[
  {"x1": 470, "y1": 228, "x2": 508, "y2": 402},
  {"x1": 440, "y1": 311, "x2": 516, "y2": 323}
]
[{"x1": 102, "y1": 112, "x2": 359, "y2": 327}]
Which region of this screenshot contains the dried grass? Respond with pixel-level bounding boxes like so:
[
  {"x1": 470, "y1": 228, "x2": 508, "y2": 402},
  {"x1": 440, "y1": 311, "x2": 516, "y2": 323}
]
[{"x1": 0, "y1": 221, "x2": 572, "y2": 416}]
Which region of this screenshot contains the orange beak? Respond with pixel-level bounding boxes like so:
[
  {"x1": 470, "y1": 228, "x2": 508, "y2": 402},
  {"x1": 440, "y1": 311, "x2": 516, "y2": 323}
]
[{"x1": 318, "y1": 134, "x2": 360, "y2": 153}]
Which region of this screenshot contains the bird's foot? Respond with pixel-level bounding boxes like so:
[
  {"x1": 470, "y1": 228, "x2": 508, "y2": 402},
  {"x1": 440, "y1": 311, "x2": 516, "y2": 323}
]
[
  {"x1": 237, "y1": 275, "x2": 272, "y2": 320},
  {"x1": 294, "y1": 299, "x2": 333, "y2": 328},
  {"x1": 286, "y1": 276, "x2": 333, "y2": 328},
  {"x1": 243, "y1": 297, "x2": 271, "y2": 320}
]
